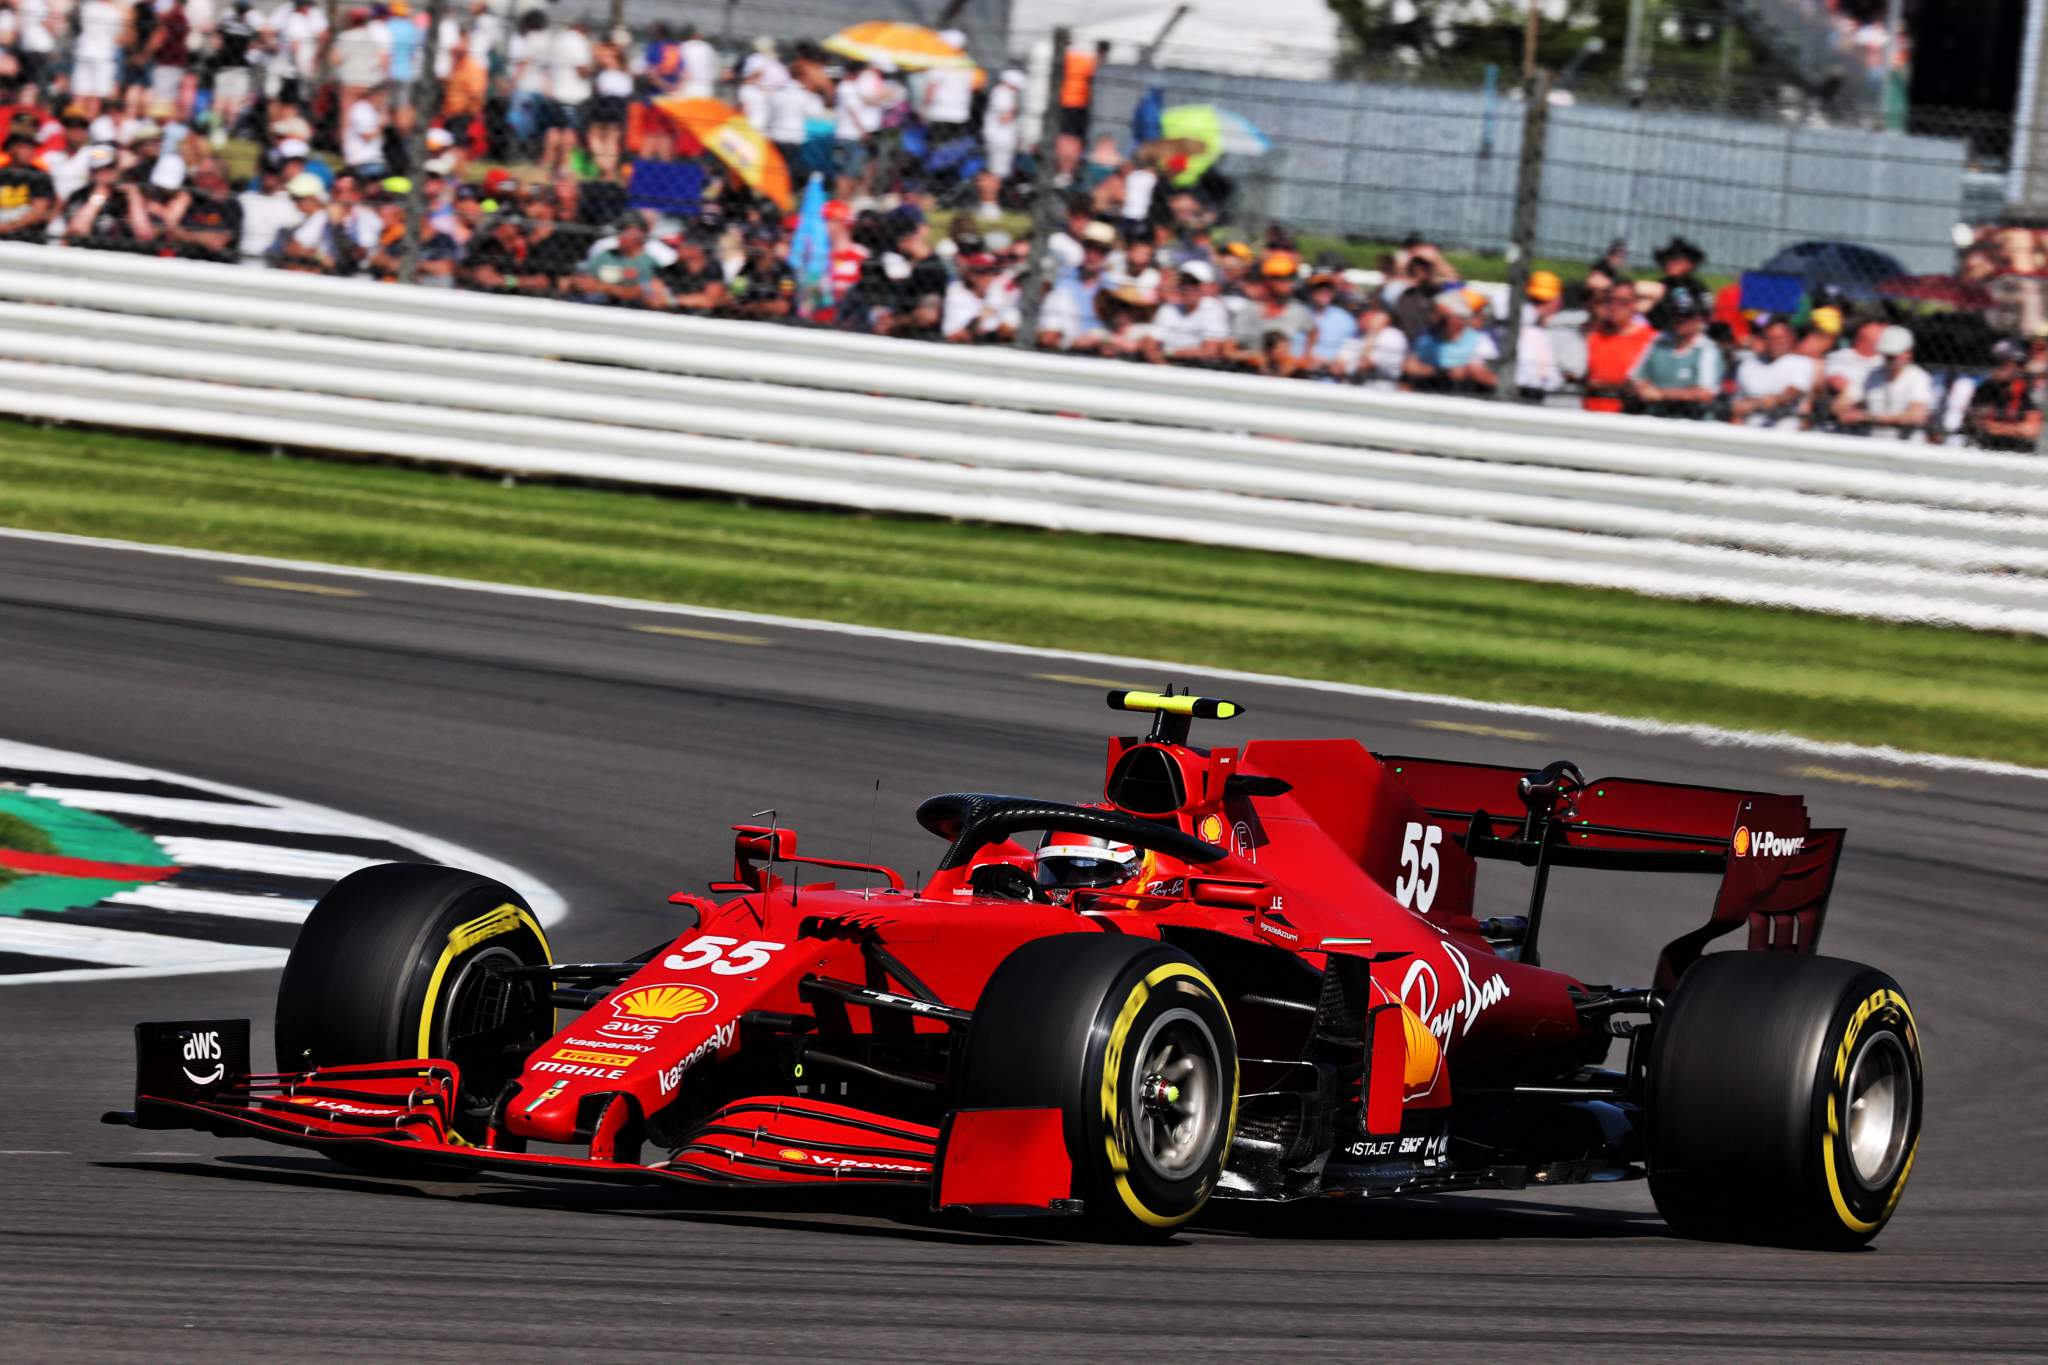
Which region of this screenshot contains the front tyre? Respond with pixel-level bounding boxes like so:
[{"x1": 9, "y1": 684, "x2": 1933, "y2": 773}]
[
  {"x1": 961, "y1": 934, "x2": 1238, "y2": 1238},
  {"x1": 275, "y1": 862, "x2": 554, "y2": 1141},
  {"x1": 1648, "y1": 953, "x2": 1922, "y2": 1249}
]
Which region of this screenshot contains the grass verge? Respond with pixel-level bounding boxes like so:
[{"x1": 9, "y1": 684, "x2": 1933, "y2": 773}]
[{"x1": 0, "y1": 418, "x2": 2040, "y2": 767}]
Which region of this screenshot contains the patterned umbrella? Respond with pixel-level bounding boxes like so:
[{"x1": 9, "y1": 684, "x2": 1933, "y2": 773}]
[
  {"x1": 821, "y1": 21, "x2": 974, "y2": 71},
  {"x1": 653, "y1": 97, "x2": 793, "y2": 212},
  {"x1": 1158, "y1": 105, "x2": 1272, "y2": 186}
]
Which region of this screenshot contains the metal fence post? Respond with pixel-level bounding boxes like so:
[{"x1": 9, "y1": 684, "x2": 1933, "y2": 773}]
[
  {"x1": 398, "y1": 0, "x2": 446, "y2": 286},
  {"x1": 1014, "y1": 25, "x2": 1069, "y2": 352},
  {"x1": 1496, "y1": 70, "x2": 1551, "y2": 402}
]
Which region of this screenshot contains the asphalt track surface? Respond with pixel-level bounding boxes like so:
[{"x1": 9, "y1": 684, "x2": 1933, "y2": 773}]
[{"x1": 2, "y1": 533, "x2": 2044, "y2": 1362}]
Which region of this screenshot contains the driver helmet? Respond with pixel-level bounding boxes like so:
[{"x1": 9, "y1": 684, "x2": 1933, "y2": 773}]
[{"x1": 1035, "y1": 831, "x2": 1141, "y2": 891}]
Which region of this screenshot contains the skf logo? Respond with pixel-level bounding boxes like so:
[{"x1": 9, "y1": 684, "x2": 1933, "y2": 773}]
[
  {"x1": 552, "y1": 1048, "x2": 638, "y2": 1067},
  {"x1": 610, "y1": 983, "x2": 718, "y2": 1022},
  {"x1": 181, "y1": 1030, "x2": 224, "y2": 1086},
  {"x1": 1734, "y1": 826, "x2": 1805, "y2": 858}
]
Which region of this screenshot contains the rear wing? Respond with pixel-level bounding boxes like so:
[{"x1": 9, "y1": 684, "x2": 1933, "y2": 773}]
[{"x1": 1377, "y1": 755, "x2": 1843, "y2": 988}]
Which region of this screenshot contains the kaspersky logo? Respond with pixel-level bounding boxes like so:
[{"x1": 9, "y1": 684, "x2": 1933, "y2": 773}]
[
  {"x1": 1733, "y1": 826, "x2": 1806, "y2": 858},
  {"x1": 610, "y1": 983, "x2": 718, "y2": 1022}
]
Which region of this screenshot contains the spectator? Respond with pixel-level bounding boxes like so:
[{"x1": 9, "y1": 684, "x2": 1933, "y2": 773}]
[
  {"x1": 921, "y1": 31, "x2": 974, "y2": 144},
  {"x1": 330, "y1": 8, "x2": 389, "y2": 108},
  {"x1": 1823, "y1": 318, "x2": 1886, "y2": 418},
  {"x1": 274, "y1": 170, "x2": 341, "y2": 271},
  {"x1": 542, "y1": 18, "x2": 594, "y2": 178},
  {"x1": 678, "y1": 24, "x2": 717, "y2": 100},
  {"x1": 210, "y1": 1, "x2": 259, "y2": 136},
  {"x1": 661, "y1": 230, "x2": 727, "y2": 314},
  {"x1": 586, "y1": 41, "x2": 631, "y2": 178},
  {"x1": 1356, "y1": 298, "x2": 1407, "y2": 386},
  {"x1": 1098, "y1": 286, "x2": 1161, "y2": 362},
  {"x1": 461, "y1": 209, "x2": 529, "y2": 292},
  {"x1": 1626, "y1": 291, "x2": 1721, "y2": 418},
  {"x1": 1404, "y1": 291, "x2": 1498, "y2": 393},
  {"x1": 575, "y1": 215, "x2": 667, "y2": 308},
  {"x1": 1834, "y1": 325, "x2": 1931, "y2": 440},
  {"x1": 1057, "y1": 39, "x2": 1105, "y2": 161},
  {"x1": 731, "y1": 229, "x2": 796, "y2": 320},
  {"x1": 834, "y1": 59, "x2": 890, "y2": 199},
  {"x1": 1646, "y1": 235, "x2": 1705, "y2": 330},
  {"x1": 982, "y1": 68, "x2": 1025, "y2": 181},
  {"x1": 340, "y1": 88, "x2": 388, "y2": 177},
  {"x1": 0, "y1": 130, "x2": 56, "y2": 243},
  {"x1": 265, "y1": 0, "x2": 328, "y2": 109},
  {"x1": 1391, "y1": 253, "x2": 1442, "y2": 340},
  {"x1": 383, "y1": 0, "x2": 423, "y2": 98},
  {"x1": 62, "y1": 143, "x2": 152, "y2": 249},
  {"x1": 234, "y1": 147, "x2": 295, "y2": 266},
  {"x1": 1227, "y1": 263, "x2": 1309, "y2": 371},
  {"x1": 1106, "y1": 232, "x2": 1161, "y2": 306},
  {"x1": 942, "y1": 250, "x2": 1016, "y2": 342},
  {"x1": 1581, "y1": 284, "x2": 1655, "y2": 412},
  {"x1": 1731, "y1": 318, "x2": 1816, "y2": 429},
  {"x1": 144, "y1": 0, "x2": 193, "y2": 120},
  {"x1": 737, "y1": 38, "x2": 786, "y2": 132},
  {"x1": 157, "y1": 157, "x2": 239, "y2": 262},
  {"x1": 1965, "y1": 339, "x2": 2041, "y2": 451},
  {"x1": 72, "y1": 0, "x2": 129, "y2": 113},
  {"x1": 886, "y1": 291, "x2": 945, "y2": 342},
  {"x1": 1300, "y1": 272, "x2": 1358, "y2": 378},
  {"x1": 1152, "y1": 261, "x2": 1231, "y2": 364}
]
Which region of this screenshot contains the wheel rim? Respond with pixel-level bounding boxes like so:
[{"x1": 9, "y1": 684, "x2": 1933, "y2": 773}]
[
  {"x1": 436, "y1": 944, "x2": 545, "y2": 1117},
  {"x1": 1845, "y1": 1028, "x2": 1914, "y2": 1189},
  {"x1": 1130, "y1": 1007, "x2": 1222, "y2": 1180}
]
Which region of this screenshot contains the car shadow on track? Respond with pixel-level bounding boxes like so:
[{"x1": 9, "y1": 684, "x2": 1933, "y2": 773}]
[
  {"x1": 1193, "y1": 1191, "x2": 1674, "y2": 1242},
  {"x1": 93, "y1": 1155, "x2": 1064, "y2": 1247}
]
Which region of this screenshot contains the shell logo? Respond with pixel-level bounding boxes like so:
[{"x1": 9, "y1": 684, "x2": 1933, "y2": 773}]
[
  {"x1": 1197, "y1": 813, "x2": 1224, "y2": 843},
  {"x1": 611, "y1": 983, "x2": 718, "y2": 1022},
  {"x1": 1732, "y1": 825, "x2": 1751, "y2": 858},
  {"x1": 776, "y1": 1148, "x2": 809, "y2": 1162}
]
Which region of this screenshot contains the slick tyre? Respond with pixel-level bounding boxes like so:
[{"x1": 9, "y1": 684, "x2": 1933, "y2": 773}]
[
  {"x1": 1648, "y1": 952, "x2": 1922, "y2": 1249},
  {"x1": 275, "y1": 862, "x2": 554, "y2": 1143},
  {"x1": 961, "y1": 934, "x2": 1237, "y2": 1238}
]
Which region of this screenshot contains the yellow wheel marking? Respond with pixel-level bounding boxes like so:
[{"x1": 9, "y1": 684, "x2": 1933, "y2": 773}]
[
  {"x1": 630, "y1": 624, "x2": 773, "y2": 646},
  {"x1": 414, "y1": 902, "x2": 552, "y2": 1058},
  {"x1": 1098, "y1": 961, "x2": 1238, "y2": 1230},
  {"x1": 1821, "y1": 987, "x2": 1919, "y2": 1235},
  {"x1": 222, "y1": 575, "x2": 364, "y2": 597}
]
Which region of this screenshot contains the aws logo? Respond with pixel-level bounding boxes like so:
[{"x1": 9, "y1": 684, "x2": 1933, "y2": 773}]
[
  {"x1": 1733, "y1": 826, "x2": 1806, "y2": 859},
  {"x1": 181, "y1": 1030, "x2": 224, "y2": 1085},
  {"x1": 610, "y1": 983, "x2": 718, "y2": 1022}
]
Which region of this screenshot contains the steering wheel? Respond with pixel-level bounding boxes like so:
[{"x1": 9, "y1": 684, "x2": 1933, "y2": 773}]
[{"x1": 914, "y1": 793, "x2": 1229, "y2": 872}]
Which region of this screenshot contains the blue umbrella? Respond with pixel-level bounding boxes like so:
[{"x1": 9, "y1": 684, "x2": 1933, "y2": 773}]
[{"x1": 1757, "y1": 241, "x2": 1909, "y2": 304}]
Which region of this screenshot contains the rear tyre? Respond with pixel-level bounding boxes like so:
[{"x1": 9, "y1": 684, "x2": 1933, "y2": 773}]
[
  {"x1": 1648, "y1": 952, "x2": 1922, "y2": 1249},
  {"x1": 961, "y1": 933, "x2": 1238, "y2": 1238},
  {"x1": 275, "y1": 862, "x2": 554, "y2": 1143}
]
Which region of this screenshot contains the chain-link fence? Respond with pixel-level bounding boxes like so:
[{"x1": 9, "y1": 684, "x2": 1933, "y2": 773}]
[{"x1": 0, "y1": 0, "x2": 2039, "y2": 450}]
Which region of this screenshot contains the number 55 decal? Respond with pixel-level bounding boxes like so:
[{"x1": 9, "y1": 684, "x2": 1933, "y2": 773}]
[
  {"x1": 663, "y1": 936, "x2": 787, "y2": 975},
  {"x1": 1395, "y1": 822, "x2": 1441, "y2": 913}
]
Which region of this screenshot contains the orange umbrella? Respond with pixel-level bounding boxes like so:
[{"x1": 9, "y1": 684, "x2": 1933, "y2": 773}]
[
  {"x1": 821, "y1": 21, "x2": 973, "y2": 70},
  {"x1": 652, "y1": 96, "x2": 793, "y2": 212}
]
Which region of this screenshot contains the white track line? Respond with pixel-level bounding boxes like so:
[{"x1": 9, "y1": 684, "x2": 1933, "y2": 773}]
[
  {"x1": 104, "y1": 885, "x2": 315, "y2": 922},
  {"x1": 0, "y1": 918, "x2": 287, "y2": 970},
  {"x1": 156, "y1": 836, "x2": 386, "y2": 880},
  {"x1": 2, "y1": 527, "x2": 2038, "y2": 782}
]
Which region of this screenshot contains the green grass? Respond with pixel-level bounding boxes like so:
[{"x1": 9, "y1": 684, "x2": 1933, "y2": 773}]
[
  {"x1": 1, "y1": 418, "x2": 2040, "y2": 766},
  {"x1": 0, "y1": 809, "x2": 58, "y2": 890}
]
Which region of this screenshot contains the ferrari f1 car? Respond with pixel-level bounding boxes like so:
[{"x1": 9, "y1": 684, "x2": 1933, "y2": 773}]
[{"x1": 107, "y1": 691, "x2": 1922, "y2": 1246}]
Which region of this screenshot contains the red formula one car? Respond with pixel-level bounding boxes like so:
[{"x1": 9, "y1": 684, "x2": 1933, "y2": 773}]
[{"x1": 107, "y1": 692, "x2": 1923, "y2": 1245}]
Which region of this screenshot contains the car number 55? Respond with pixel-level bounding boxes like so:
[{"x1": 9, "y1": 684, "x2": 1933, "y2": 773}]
[
  {"x1": 663, "y1": 936, "x2": 787, "y2": 975},
  {"x1": 1395, "y1": 822, "x2": 1441, "y2": 913}
]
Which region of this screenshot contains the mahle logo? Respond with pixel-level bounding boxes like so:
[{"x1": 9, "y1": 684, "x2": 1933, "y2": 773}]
[{"x1": 610, "y1": 983, "x2": 718, "y2": 1022}]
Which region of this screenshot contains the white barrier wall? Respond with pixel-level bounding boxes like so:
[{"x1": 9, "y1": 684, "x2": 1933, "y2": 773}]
[{"x1": 1, "y1": 243, "x2": 2042, "y2": 635}]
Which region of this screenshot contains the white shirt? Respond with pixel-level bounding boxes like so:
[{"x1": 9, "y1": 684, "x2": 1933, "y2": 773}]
[
  {"x1": 835, "y1": 69, "x2": 887, "y2": 139},
  {"x1": 1037, "y1": 286, "x2": 1101, "y2": 347},
  {"x1": 237, "y1": 186, "x2": 297, "y2": 258},
  {"x1": 340, "y1": 98, "x2": 383, "y2": 168},
  {"x1": 1362, "y1": 323, "x2": 1407, "y2": 383},
  {"x1": 546, "y1": 27, "x2": 593, "y2": 104},
  {"x1": 76, "y1": 0, "x2": 127, "y2": 59},
  {"x1": 1516, "y1": 323, "x2": 1562, "y2": 392},
  {"x1": 1859, "y1": 362, "x2": 1933, "y2": 436},
  {"x1": 922, "y1": 65, "x2": 973, "y2": 124},
  {"x1": 49, "y1": 144, "x2": 94, "y2": 204},
  {"x1": 17, "y1": 0, "x2": 56, "y2": 54},
  {"x1": 982, "y1": 80, "x2": 1020, "y2": 140},
  {"x1": 1153, "y1": 296, "x2": 1231, "y2": 352},
  {"x1": 766, "y1": 81, "x2": 819, "y2": 145},
  {"x1": 1824, "y1": 346, "x2": 1882, "y2": 394},
  {"x1": 679, "y1": 37, "x2": 717, "y2": 98},
  {"x1": 508, "y1": 31, "x2": 546, "y2": 95},
  {"x1": 1735, "y1": 352, "x2": 1817, "y2": 428},
  {"x1": 268, "y1": 4, "x2": 328, "y2": 78},
  {"x1": 1121, "y1": 167, "x2": 1156, "y2": 224},
  {"x1": 942, "y1": 278, "x2": 1017, "y2": 338}
]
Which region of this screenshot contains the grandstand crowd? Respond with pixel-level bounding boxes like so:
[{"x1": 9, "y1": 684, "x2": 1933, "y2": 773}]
[{"x1": 0, "y1": 0, "x2": 2032, "y2": 448}]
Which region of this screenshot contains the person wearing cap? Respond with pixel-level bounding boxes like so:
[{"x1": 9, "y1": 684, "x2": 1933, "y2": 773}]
[
  {"x1": 1626, "y1": 290, "x2": 1723, "y2": 420},
  {"x1": 1834, "y1": 325, "x2": 1932, "y2": 440},
  {"x1": 574, "y1": 216, "x2": 668, "y2": 309},
  {"x1": 461, "y1": 208, "x2": 533, "y2": 294},
  {"x1": 658, "y1": 230, "x2": 727, "y2": 315},
  {"x1": 1580, "y1": 284, "x2": 1656, "y2": 413},
  {"x1": 60, "y1": 143, "x2": 153, "y2": 250},
  {"x1": 942, "y1": 250, "x2": 1018, "y2": 344},
  {"x1": 1404, "y1": 290, "x2": 1499, "y2": 394},
  {"x1": 1106, "y1": 233, "x2": 1163, "y2": 308},
  {"x1": 1150, "y1": 262, "x2": 1232, "y2": 365},
  {"x1": 0, "y1": 131, "x2": 56, "y2": 243},
  {"x1": 166, "y1": 157, "x2": 241, "y2": 264},
  {"x1": 1645, "y1": 236, "x2": 1704, "y2": 330},
  {"x1": 275, "y1": 170, "x2": 343, "y2": 272},
  {"x1": 1226, "y1": 263, "x2": 1311, "y2": 372},
  {"x1": 1965, "y1": 339, "x2": 2042, "y2": 452},
  {"x1": 1730, "y1": 316, "x2": 1817, "y2": 429}
]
